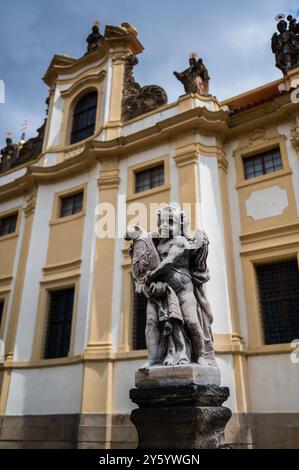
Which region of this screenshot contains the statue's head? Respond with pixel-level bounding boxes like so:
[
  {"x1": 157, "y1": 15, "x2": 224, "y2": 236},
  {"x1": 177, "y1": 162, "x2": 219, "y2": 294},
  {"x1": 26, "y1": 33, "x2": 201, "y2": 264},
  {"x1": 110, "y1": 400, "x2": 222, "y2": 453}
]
[
  {"x1": 189, "y1": 52, "x2": 198, "y2": 67},
  {"x1": 91, "y1": 21, "x2": 100, "y2": 34},
  {"x1": 157, "y1": 203, "x2": 189, "y2": 238},
  {"x1": 125, "y1": 224, "x2": 144, "y2": 241},
  {"x1": 277, "y1": 19, "x2": 287, "y2": 33},
  {"x1": 5, "y1": 137, "x2": 12, "y2": 146}
]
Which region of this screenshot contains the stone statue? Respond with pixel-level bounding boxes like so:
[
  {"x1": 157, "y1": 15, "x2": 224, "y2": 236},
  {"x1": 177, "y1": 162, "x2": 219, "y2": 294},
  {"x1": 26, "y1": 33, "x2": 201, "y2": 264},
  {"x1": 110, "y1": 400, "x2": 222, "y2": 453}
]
[
  {"x1": 272, "y1": 14, "x2": 299, "y2": 74},
  {"x1": 173, "y1": 53, "x2": 210, "y2": 95},
  {"x1": 125, "y1": 203, "x2": 216, "y2": 369},
  {"x1": 86, "y1": 22, "x2": 104, "y2": 54},
  {"x1": 0, "y1": 138, "x2": 19, "y2": 173},
  {"x1": 122, "y1": 55, "x2": 168, "y2": 121}
]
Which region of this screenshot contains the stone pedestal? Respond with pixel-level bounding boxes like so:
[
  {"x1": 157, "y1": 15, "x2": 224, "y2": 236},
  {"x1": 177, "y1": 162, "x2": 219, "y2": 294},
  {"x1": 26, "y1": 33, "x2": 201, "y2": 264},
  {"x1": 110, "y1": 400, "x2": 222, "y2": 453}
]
[
  {"x1": 135, "y1": 364, "x2": 221, "y2": 388},
  {"x1": 130, "y1": 366, "x2": 231, "y2": 449}
]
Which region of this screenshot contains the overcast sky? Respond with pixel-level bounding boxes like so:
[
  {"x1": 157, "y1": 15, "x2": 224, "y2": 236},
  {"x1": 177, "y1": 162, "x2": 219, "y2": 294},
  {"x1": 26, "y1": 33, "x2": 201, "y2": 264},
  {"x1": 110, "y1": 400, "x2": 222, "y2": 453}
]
[{"x1": 0, "y1": 0, "x2": 299, "y2": 143}]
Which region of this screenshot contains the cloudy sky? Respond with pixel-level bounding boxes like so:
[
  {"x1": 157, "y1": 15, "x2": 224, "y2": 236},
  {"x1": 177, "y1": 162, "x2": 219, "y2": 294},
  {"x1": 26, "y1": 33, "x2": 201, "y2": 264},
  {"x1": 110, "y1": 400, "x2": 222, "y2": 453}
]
[{"x1": 0, "y1": 0, "x2": 299, "y2": 142}]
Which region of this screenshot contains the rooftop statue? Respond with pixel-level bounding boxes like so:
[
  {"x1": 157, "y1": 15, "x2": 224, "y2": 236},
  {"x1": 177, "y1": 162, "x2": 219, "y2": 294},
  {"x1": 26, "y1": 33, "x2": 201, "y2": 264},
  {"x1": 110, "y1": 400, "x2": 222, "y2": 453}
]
[
  {"x1": 173, "y1": 52, "x2": 210, "y2": 95},
  {"x1": 125, "y1": 204, "x2": 216, "y2": 368},
  {"x1": 0, "y1": 137, "x2": 19, "y2": 173},
  {"x1": 272, "y1": 14, "x2": 299, "y2": 74},
  {"x1": 86, "y1": 21, "x2": 104, "y2": 54}
]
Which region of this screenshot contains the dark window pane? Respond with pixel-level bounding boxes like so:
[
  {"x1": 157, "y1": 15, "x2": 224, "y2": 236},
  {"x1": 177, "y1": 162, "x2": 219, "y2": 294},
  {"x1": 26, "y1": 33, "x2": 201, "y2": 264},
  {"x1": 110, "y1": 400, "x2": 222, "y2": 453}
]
[
  {"x1": 132, "y1": 291, "x2": 147, "y2": 350},
  {"x1": 70, "y1": 91, "x2": 97, "y2": 144},
  {"x1": 0, "y1": 299, "x2": 4, "y2": 330},
  {"x1": 0, "y1": 213, "x2": 18, "y2": 236},
  {"x1": 44, "y1": 288, "x2": 74, "y2": 359},
  {"x1": 244, "y1": 148, "x2": 283, "y2": 180},
  {"x1": 135, "y1": 164, "x2": 164, "y2": 193},
  {"x1": 256, "y1": 259, "x2": 299, "y2": 345},
  {"x1": 60, "y1": 191, "x2": 83, "y2": 218}
]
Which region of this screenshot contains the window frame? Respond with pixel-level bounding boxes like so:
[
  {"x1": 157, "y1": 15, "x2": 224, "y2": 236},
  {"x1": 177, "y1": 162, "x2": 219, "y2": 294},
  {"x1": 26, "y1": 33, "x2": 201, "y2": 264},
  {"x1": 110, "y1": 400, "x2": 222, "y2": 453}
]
[
  {"x1": 126, "y1": 155, "x2": 170, "y2": 202},
  {"x1": 43, "y1": 286, "x2": 75, "y2": 360},
  {"x1": 32, "y1": 276, "x2": 80, "y2": 361},
  {"x1": 135, "y1": 163, "x2": 165, "y2": 194},
  {"x1": 70, "y1": 90, "x2": 98, "y2": 145},
  {"x1": 255, "y1": 258, "x2": 299, "y2": 345},
  {"x1": 50, "y1": 184, "x2": 87, "y2": 226},
  {"x1": 59, "y1": 191, "x2": 84, "y2": 218},
  {"x1": 235, "y1": 135, "x2": 292, "y2": 190},
  {"x1": 242, "y1": 247, "x2": 299, "y2": 353},
  {"x1": 0, "y1": 209, "x2": 20, "y2": 239},
  {"x1": 243, "y1": 147, "x2": 283, "y2": 181}
]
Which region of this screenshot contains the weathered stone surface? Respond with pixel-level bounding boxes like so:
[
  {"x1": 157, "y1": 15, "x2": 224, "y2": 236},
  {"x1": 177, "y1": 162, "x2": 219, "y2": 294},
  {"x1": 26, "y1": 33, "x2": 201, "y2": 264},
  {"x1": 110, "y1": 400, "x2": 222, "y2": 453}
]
[
  {"x1": 135, "y1": 364, "x2": 220, "y2": 388},
  {"x1": 122, "y1": 55, "x2": 167, "y2": 121},
  {"x1": 130, "y1": 384, "x2": 231, "y2": 449}
]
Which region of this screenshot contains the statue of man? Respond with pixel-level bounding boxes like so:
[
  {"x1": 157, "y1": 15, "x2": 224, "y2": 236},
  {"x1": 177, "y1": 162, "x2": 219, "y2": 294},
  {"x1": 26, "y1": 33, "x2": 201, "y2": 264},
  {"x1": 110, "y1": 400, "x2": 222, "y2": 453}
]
[
  {"x1": 272, "y1": 17, "x2": 299, "y2": 74},
  {"x1": 126, "y1": 204, "x2": 216, "y2": 368},
  {"x1": 0, "y1": 137, "x2": 19, "y2": 172},
  {"x1": 86, "y1": 22, "x2": 104, "y2": 54},
  {"x1": 173, "y1": 53, "x2": 210, "y2": 95}
]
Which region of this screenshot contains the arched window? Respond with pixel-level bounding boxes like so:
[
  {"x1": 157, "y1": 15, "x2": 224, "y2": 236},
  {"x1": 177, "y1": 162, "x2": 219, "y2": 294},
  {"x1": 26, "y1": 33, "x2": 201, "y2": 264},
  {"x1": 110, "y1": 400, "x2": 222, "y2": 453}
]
[{"x1": 70, "y1": 90, "x2": 97, "y2": 144}]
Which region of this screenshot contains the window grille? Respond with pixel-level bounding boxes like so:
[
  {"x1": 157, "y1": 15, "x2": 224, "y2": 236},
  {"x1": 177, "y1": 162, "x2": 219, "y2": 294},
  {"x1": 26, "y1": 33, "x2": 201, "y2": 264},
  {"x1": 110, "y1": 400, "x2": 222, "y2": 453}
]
[
  {"x1": 256, "y1": 259, "x2": 299, "y2": 345},
  {"x1": 243, "y1": 148, "x2": 283, "y2": 180},
  {"x1": 135, "y1": 164, "x2": 164, "y2": 193},
  {"x1": 70, "y1": 91, "x2": 97, "y2": 144},
  {"x1": 44, "y1": 288, "x2": 74, "y2": 359}
]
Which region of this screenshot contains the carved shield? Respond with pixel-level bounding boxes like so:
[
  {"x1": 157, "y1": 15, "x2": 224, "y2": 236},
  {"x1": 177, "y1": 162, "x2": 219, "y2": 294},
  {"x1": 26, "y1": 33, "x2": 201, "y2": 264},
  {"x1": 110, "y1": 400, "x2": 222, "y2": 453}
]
[{"x1": 131, "y1": 237, "x2": 160, "y2": 285}]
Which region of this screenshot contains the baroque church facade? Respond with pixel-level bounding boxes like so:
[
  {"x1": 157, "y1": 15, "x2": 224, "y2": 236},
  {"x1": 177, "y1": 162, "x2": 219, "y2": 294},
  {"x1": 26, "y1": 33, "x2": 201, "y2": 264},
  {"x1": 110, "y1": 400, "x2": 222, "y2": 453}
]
[{"x1": 0, "y1": 20, "x2": 299, "y2": 448}]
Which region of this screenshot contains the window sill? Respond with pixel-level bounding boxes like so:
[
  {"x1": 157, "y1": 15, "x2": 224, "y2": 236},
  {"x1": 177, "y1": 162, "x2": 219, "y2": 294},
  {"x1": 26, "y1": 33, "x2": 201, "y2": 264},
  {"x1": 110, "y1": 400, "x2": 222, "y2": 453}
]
[
  {"x1": 247, "y1": 343, "x2": 297, "y2": 356},
  {"x1": 4, "y1": 354, "x2": 83, "y2": 369},
  {"x1": 0, "y1": 232, "x2": 19, "y2": 243},
  {"x1": 126, "y1": 184, "x2": 171, "y2": 202},
  {"x1": 50, "y1": 211, "x2": 85, "y2": 226},
  {"x1": 236, "y1": 168, "x2": 292, "y2": 190}
]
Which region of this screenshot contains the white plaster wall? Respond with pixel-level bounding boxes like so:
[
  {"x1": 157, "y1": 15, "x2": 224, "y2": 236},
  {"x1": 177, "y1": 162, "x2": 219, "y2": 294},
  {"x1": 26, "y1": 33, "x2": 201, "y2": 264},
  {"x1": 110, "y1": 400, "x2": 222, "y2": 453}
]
[
  {"x1": 14, "y1": 173, "x2": 89, "y2": 360},
  {"x1": 74, "y1": 164, "x2": 100, "y2": 354},
  {"x1": 225, "y1": 140, "x2": 249, "y2": 343},
  {"x1": 112, "y1": 354, "x2": 237, "y2": 414},
  {"x1": 0, "y1": 196, "x2": 24, "y2": 215},
  {"x1": 169, "y1": 141, "x2": 179, "y2": 203},
  {"x1": 102, "y1": 58, "x2": 113, "y2": 126},
  {"x1": 248, "y1": 355, "x2": 299, "y2": 412},
  {"x1": 122, "y1": 106, "x2": 178, "y2": 137},
  {"x1": 111, "y1": 160, "x2": 127, "y2": 350},
  {"x1": 6, "y1": 364, "x2": 83, "y2": 415},
  {"x1": 0, "y1": 168, "x2": 26, "y2": 187},
  {"x1": 46, "y1": 86, "x2": 64, "y2": 148},
  {"x1": 198, "y1": 155, "x2": 232, "y2": 334},
  {"x1": 112, "y1": 143, "x2": 174, "y2": 349}
]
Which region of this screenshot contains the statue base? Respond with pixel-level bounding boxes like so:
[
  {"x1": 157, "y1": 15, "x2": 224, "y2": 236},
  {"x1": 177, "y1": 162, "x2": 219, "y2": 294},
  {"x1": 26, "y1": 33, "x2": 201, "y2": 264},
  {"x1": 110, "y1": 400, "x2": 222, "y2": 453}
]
[
  {"x1": 130, "y1": 381, "x2": 231, "y2": 449},
  {"x1": 135, "y1": 363, "x2": 221, "y2": 388}
]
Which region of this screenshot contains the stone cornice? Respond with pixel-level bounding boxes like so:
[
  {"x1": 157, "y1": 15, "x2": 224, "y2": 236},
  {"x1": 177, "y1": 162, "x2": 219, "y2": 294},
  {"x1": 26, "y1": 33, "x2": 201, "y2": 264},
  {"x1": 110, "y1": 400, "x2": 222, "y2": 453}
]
[
  {"x1": 1, "y1": 93, "x2": 299, "y2": 201},
  {"x1": 43, "y1": 44, "x2": 110, "y2": 87},
  {"x1": 59, "y1": 70, "x2": 107, "y2": 98}
]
